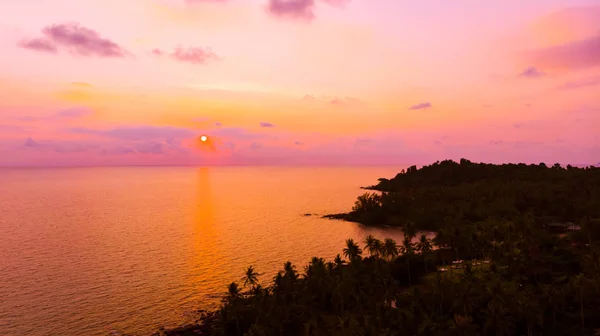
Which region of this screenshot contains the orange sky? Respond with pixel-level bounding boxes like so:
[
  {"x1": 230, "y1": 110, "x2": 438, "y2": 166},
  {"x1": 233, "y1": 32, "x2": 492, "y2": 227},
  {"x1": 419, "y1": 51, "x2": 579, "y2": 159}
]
[{"x1": 0, "y1": 0, "x2": 598, "y2": 166}]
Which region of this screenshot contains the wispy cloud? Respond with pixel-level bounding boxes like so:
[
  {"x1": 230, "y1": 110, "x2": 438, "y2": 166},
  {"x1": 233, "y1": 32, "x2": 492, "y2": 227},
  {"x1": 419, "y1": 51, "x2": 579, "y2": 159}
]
[
  {"x1": 528, "y1": 34, "x2": 600, "y2": 70},
  {"x1": 24, "y1": 137, "x2": 39, "y2": 148},
  {"x1": 408, "y1": 102, "x2": 432, "y2": 110},
  {"x1": 153, "y1": 46, "x2": 219, "y2": 64},
  {"x1": 18, "y1": 23, "x2": 128, "y2": 58},
  {"x1": 518, "y1": 66, "x2": 545, "y2": 78},
  {"x1": 266, "y1": 0, "x2": 349, "y2": 21},
  {"x1": 267, "y1": 0, "x2": 315, "y2": 20},
  {"x1": 69, "y1": 125, "x2": 196, "y2": 141},
  {"x1": 17, "y1": 38, "x2": 57, "y2": 54},
  {"x1": 259, "y1": 122, "x2": 275, "y2": 128},
  {"x1": 557, "y1": 75, "x2": 600, "y2": 90},
  {"x1": 15, "y1": 107, "x2": 93, "y2": 122}
]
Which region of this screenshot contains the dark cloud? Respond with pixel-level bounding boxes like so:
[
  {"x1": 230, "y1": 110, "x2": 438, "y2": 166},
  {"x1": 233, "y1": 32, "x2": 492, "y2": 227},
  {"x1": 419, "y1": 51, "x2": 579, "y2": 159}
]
[
  {"x1": 528, "y1": 34, "x2": 600, "y2": 69},
  {"x1": 489, "y1": 140, "x2": 504, "y2": 145},
  {"x1": 294, "y1": 141, "x2": 303, "y2": 145},
  {"x1": 408, "y1": 102, "x2": 432, "y2": 110},
  {"x1": 17, "y1": 38, "x2": 57, "y2": 53},
  {"x1": 215, "y1": 122, "x2": 222, "y2": 127},
  {"x1": 260, "y1": 122, "x2": 275, "y2": 128},
  {"x1": 557, "y1": 76, "x2": 600, "y2": 90},
  {"x1": 154, "y1": 47, "x2": 218, "y2": 64},
  {"x1": 19, "y1": 23, "x2": 128, "y2": 58},
  {"x1": 518, "y1": 66, "x2": 545, "y2": 78}
]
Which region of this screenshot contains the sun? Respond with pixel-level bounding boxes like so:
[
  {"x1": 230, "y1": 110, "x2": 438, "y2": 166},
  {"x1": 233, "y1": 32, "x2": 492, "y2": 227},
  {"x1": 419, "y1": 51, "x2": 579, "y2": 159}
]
[{"x1": 200, "y1": 135, "x2": 208, "y2": 142}]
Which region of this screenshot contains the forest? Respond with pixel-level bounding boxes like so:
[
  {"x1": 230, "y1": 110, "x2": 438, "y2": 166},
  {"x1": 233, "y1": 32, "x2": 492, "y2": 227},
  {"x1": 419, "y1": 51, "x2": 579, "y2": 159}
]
[
  {"x1": 326, "y1": 159, "x2": 600, "y2": 231},
  {"x1": 158, "y1": 159, "x2": 600, "y2": 336}
]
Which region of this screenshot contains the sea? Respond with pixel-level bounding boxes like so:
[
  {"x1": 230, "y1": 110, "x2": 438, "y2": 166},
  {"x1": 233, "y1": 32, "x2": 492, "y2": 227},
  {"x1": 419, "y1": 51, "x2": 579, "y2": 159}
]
[{"x1": 0, "y1": 166, "x2": 418, "y2": 336}]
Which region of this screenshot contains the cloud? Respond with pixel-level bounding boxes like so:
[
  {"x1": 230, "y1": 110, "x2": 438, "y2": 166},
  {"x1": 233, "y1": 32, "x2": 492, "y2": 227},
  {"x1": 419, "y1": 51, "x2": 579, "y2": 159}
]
[
  {"x1": 260, "y1": 122, "x2": 275, "y2": 128},
  {"x1": 69, "y1": 125, "x2": 196, "y2": 141},
  {"x1": 408, "y1": 102, "x2": 432, "y2": 110},
  {"x1": 302, "y1": 94, "x2": 361, "y2": 106},
  {"x1": 185, "y1": 0, "x2": 229, "y2": 3},
  {"x1": 267, "y1": 0, "x2": 315, "y2": 20},
  {"x1": 17, "y1": 38, "x2": 57, "y2": 53},
  {"x1": 557, "y1": 75, "x2": 600, "y2": 90},
  {"x1": 294, "y1": 141, "x2": 303, "y2": 145},
  {"x1": 19, "y1": 23, "x2": 128, "y2": 58},
  {"x1": 70, "y1": 82, "x2": 94, "y2": 88},
  {"x1": 518, "y1": 66, "x2": 545, "y2": 78},
  {"x1": 24, "y1": 137, "x2": 39, "y2": 148},
  {"x1": 154, "y1": 46, "x2": 218, "y2": 64},
  {"x1": 528, "y1": 34, "x2": 600, "y2": 70},
  {"x1": 15, "y1": 107, "x2": 93, "y2": 122},
  {"x1": 192, "y1": 117, "x2": 210, "y2": 123},
  {"x1": 266, "y1": 0, "x2": 348, "y2": 21},
  {"x1": 330, "y1": 97, "x2": 360, "y2": 106},
  {"x1": 56, "y1": 107, "x2": 94, "y2": 118}
]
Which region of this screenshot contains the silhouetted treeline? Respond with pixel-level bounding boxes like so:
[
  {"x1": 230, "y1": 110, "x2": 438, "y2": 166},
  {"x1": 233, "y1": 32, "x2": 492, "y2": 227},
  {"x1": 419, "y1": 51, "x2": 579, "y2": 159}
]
[
  {"x1": 159, "y1": 219, "x2": 600, "y2": 335},
  {"x1": 327, "y1": 159, "x2": 600, "y2": 231}
]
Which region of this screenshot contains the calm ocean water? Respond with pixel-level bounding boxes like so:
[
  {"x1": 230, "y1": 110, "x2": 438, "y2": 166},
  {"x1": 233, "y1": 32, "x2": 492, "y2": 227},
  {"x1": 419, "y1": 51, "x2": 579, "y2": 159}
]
[{"x1": 0, "y1": 166, "x2": 417, "y2": 336}]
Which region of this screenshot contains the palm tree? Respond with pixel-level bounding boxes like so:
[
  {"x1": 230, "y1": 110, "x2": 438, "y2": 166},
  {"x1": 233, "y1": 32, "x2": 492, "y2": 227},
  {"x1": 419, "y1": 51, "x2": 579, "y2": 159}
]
[
  {"x1": 343, "y1": 238, "x2": 362, "y2": 260},
  {"x1": 226, "y1": 281, "x2": 241, "y2": 302},
  {"x1": 416, "y1": 234, "x2": 433, "y2": 273},
  {"x1": 334, "y1": 254, "x2": 345, "y2": 267},
  {"x1": 364, "y1": 234, "x2": 382, "y2": 257},
  {"x1": 242, "y1": 265, "x2": 259, "y2": 288},
  {"x1": 283, "y1": 261, "x2": 298, "y2": 282},
  {"x1": 401, "y1": 236, "x2": 415, "y2": 286},
  {"x1": 383, "y1": 238, "x2": 399, "y2": 261},
  {"x1": 225, "y1": 282, "x2": 242, "y2": 335}
]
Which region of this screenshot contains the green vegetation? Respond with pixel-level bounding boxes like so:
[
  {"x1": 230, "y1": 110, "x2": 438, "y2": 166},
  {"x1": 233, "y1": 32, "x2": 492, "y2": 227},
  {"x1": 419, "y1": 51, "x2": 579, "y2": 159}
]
[{"x1": 159, "y1": 160, "x2": 600, "y2": 336}]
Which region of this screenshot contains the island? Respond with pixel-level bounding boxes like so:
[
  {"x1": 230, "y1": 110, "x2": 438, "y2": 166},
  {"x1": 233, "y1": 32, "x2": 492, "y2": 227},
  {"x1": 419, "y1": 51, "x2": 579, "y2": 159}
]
[{"x1": 157, "y1": 159, "x2": 600, "y2": 336}]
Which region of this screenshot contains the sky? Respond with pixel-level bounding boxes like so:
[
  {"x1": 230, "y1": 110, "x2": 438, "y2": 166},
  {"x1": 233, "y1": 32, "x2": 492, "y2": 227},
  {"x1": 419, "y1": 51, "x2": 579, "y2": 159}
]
[{"x1": 0, "y1": 0, "x2": 598, "y2": 166}]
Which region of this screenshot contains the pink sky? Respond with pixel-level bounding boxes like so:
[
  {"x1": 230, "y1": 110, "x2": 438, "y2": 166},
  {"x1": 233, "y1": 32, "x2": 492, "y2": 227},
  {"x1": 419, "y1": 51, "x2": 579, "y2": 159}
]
[{"x1": 0, "y1": 0, "x2": 598, "y2": 166}]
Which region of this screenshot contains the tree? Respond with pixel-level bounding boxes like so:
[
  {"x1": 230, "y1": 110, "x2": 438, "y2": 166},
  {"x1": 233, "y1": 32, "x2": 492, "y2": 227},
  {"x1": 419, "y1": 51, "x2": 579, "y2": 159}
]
[
  {"x1": 401, "y1": 236, "x2": 415, "y2": 287},
  {"x1": 364, "y1": 234, "x2": 382, "y2": 258},
  {"x1": 416, "y1": 234, "x2": 433, "y2": 273},
  {"x1": 383, "y1": 238, "x2": 399, "y2": 261},
  {"x1": 242, "y1": 266, "x2": 260, "y2": 289},
  {"x1": 343, "y1": 239, "x2": 363, "y2": 260}
]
